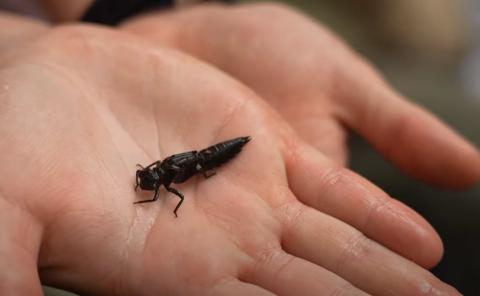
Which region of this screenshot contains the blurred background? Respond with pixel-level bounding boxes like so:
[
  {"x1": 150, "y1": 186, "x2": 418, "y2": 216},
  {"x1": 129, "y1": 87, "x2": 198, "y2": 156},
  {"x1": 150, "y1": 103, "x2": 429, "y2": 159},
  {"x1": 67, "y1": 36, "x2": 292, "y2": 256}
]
[{"x1": 2, "y1": 0, "x2": 476, "y2": 295}]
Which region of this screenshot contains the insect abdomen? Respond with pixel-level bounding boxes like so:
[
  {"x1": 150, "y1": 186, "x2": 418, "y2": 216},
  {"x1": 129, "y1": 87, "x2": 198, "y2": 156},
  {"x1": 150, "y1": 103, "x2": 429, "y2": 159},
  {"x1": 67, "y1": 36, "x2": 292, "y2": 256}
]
[{"x1": 199, "y1": 136, "x2": 251, "y2": 170}]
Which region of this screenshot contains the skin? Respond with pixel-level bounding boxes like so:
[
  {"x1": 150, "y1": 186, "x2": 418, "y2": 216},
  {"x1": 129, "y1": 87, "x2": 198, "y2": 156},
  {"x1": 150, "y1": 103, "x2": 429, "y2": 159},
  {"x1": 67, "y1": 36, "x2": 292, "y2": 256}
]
[
  {"x1": 0, "y1": 14, "x2": 463, "y2": 295},
  {"x1": 122, "y1": 3, "x2": 480, "y2": 190}
]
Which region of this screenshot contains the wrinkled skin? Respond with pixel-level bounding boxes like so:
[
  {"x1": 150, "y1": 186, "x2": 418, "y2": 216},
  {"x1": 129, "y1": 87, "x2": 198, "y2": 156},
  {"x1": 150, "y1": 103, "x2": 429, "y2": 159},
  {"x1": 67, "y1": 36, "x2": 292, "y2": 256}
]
[{"x1": 0, "y1": 10, "x2": 474, "y2": 296}]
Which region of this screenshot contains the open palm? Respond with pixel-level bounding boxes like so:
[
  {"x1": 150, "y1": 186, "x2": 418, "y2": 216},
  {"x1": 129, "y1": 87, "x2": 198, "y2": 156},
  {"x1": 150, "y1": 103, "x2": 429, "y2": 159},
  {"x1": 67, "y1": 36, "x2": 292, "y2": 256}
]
[
  {"x1": 0, "y1": 24, "x2": 457, "y2": 295},
  {"x1": 123, "y1": 3, "x2": 480, "y2": 189}
]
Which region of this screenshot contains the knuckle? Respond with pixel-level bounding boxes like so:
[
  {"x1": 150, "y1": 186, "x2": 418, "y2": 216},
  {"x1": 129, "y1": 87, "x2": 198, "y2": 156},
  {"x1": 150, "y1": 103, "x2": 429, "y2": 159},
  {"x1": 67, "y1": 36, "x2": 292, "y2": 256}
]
[
  {"x1": 335, "y1": 231, "x2": 369, "y2": 275},
  {"x1": 254, "y1": 243, "x2": 283, "y2": 267},
  {"x1": 275, "y1": 200, "x2": 306, "y2": 236},
  {"x1": 363, "y1": 197, "x2": 391, "y2": 231},
  {"x1": 262, "y1": 251, "x2": 295, "y2": 280},
  {"x1": 317, "y1": 166, "x2": 348, "y2": 197},
  {"x1": 246, "y1": 243, "x2": 286, "y2": 279}
]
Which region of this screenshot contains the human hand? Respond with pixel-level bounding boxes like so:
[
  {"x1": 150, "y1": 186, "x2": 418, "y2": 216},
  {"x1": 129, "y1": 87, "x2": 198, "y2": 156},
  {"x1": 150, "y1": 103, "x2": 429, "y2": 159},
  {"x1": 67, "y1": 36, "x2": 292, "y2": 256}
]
[
  {"x1": 122, "y1": 2, "x2": 480, "y2": 190},
  {"x1": 0, "y1": 23, "x2": 458, "y2": 295}
]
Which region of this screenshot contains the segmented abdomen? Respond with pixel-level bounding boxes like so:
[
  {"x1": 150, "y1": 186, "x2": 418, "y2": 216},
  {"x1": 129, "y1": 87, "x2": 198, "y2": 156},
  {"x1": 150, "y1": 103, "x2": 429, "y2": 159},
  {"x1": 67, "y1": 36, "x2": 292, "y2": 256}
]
[{"x1": 199, "y1": 136, "x2": 251, "y2": 171}]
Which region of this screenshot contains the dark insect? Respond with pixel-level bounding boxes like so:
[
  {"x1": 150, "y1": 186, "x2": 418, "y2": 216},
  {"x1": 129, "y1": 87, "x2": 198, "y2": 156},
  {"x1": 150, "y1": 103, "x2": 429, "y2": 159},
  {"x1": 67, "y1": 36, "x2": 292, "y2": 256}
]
[{"x1": 134, "y1": 136, "x2": 251, "y2": 217}]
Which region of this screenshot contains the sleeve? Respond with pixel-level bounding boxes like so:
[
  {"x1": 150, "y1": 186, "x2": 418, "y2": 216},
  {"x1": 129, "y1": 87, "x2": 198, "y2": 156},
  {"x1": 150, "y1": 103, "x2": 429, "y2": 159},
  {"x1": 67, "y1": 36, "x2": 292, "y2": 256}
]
[{"x1": 82, "y1": 0, "x2": 234, "y2": 25}]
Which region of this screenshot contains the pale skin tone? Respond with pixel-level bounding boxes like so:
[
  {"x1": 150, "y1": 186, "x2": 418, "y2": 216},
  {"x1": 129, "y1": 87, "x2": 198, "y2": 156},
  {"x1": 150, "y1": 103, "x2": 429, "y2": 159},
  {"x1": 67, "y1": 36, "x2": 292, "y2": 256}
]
[
  {"x1": 121, "y1": 3, "x2": 480, "y2": 189},
  {"x1": 0, "y1": 5, "x2": 478, "y2": 296}
]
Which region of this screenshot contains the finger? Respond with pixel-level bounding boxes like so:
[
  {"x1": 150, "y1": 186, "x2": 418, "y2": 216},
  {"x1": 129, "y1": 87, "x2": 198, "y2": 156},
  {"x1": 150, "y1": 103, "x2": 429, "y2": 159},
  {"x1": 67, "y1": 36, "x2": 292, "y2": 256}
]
[
  {"x1": 209, "y1": 278, "x2": 277, "y2": 296},
  {"x1": 241, "y1": 248, "x2": 367, "y2": 296},
  {"x1": 335, "y1": 62, "x2": 480, "y2": 189},
  {"x1": 284, "y1": 141, "x2": 442, "y2": 268},
  {"x1": 0, "y1": 198, "x2": 43, "y2": 296},
  {"x1": 275, "y1": 200, "x2": 460, "y2": 296}
]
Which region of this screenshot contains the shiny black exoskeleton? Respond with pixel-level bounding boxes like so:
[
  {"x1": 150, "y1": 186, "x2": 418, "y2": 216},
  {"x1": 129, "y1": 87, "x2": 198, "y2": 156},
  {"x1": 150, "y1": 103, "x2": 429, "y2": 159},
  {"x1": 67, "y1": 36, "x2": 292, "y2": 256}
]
[{"x1": 134, "y1": 136, "x2": 251, "y2": 217}]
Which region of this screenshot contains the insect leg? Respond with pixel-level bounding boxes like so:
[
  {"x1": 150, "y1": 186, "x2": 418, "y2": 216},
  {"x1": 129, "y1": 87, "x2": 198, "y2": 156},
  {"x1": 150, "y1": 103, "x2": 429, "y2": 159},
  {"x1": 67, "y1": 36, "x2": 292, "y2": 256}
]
[
  {"x1": 133, "y1": 185, "x2": 161, "y2": 204},
  {"x1": 196, "y1": 161, "x2": 216, "y2": 179},
  {"x1": 202, "y1": 170, "x2": 216, "y2": 178},
  {"x1": 165, "y1": 186, "x2": 184, "y2": 218}
]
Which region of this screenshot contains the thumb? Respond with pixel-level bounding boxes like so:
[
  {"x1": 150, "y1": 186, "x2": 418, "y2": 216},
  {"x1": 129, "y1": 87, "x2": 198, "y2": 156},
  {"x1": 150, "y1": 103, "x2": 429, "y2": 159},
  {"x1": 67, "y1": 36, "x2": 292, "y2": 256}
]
[{"x1": 0, "y1": 198, "x2": 43, "y2": 296}]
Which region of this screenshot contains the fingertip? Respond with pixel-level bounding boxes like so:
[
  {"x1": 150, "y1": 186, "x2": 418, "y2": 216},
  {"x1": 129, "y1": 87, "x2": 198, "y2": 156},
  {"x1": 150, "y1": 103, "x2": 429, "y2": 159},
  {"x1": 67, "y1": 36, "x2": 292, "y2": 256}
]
[
  {"x1": 419, "y1": 229, "x2": 444, "y2": 269},
  {"x1": 386, "y1": 199, "x2": 444, "y2": 269},
  {"x1": 416, "y1": 224, "x2": 444, "y2": 270}
]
